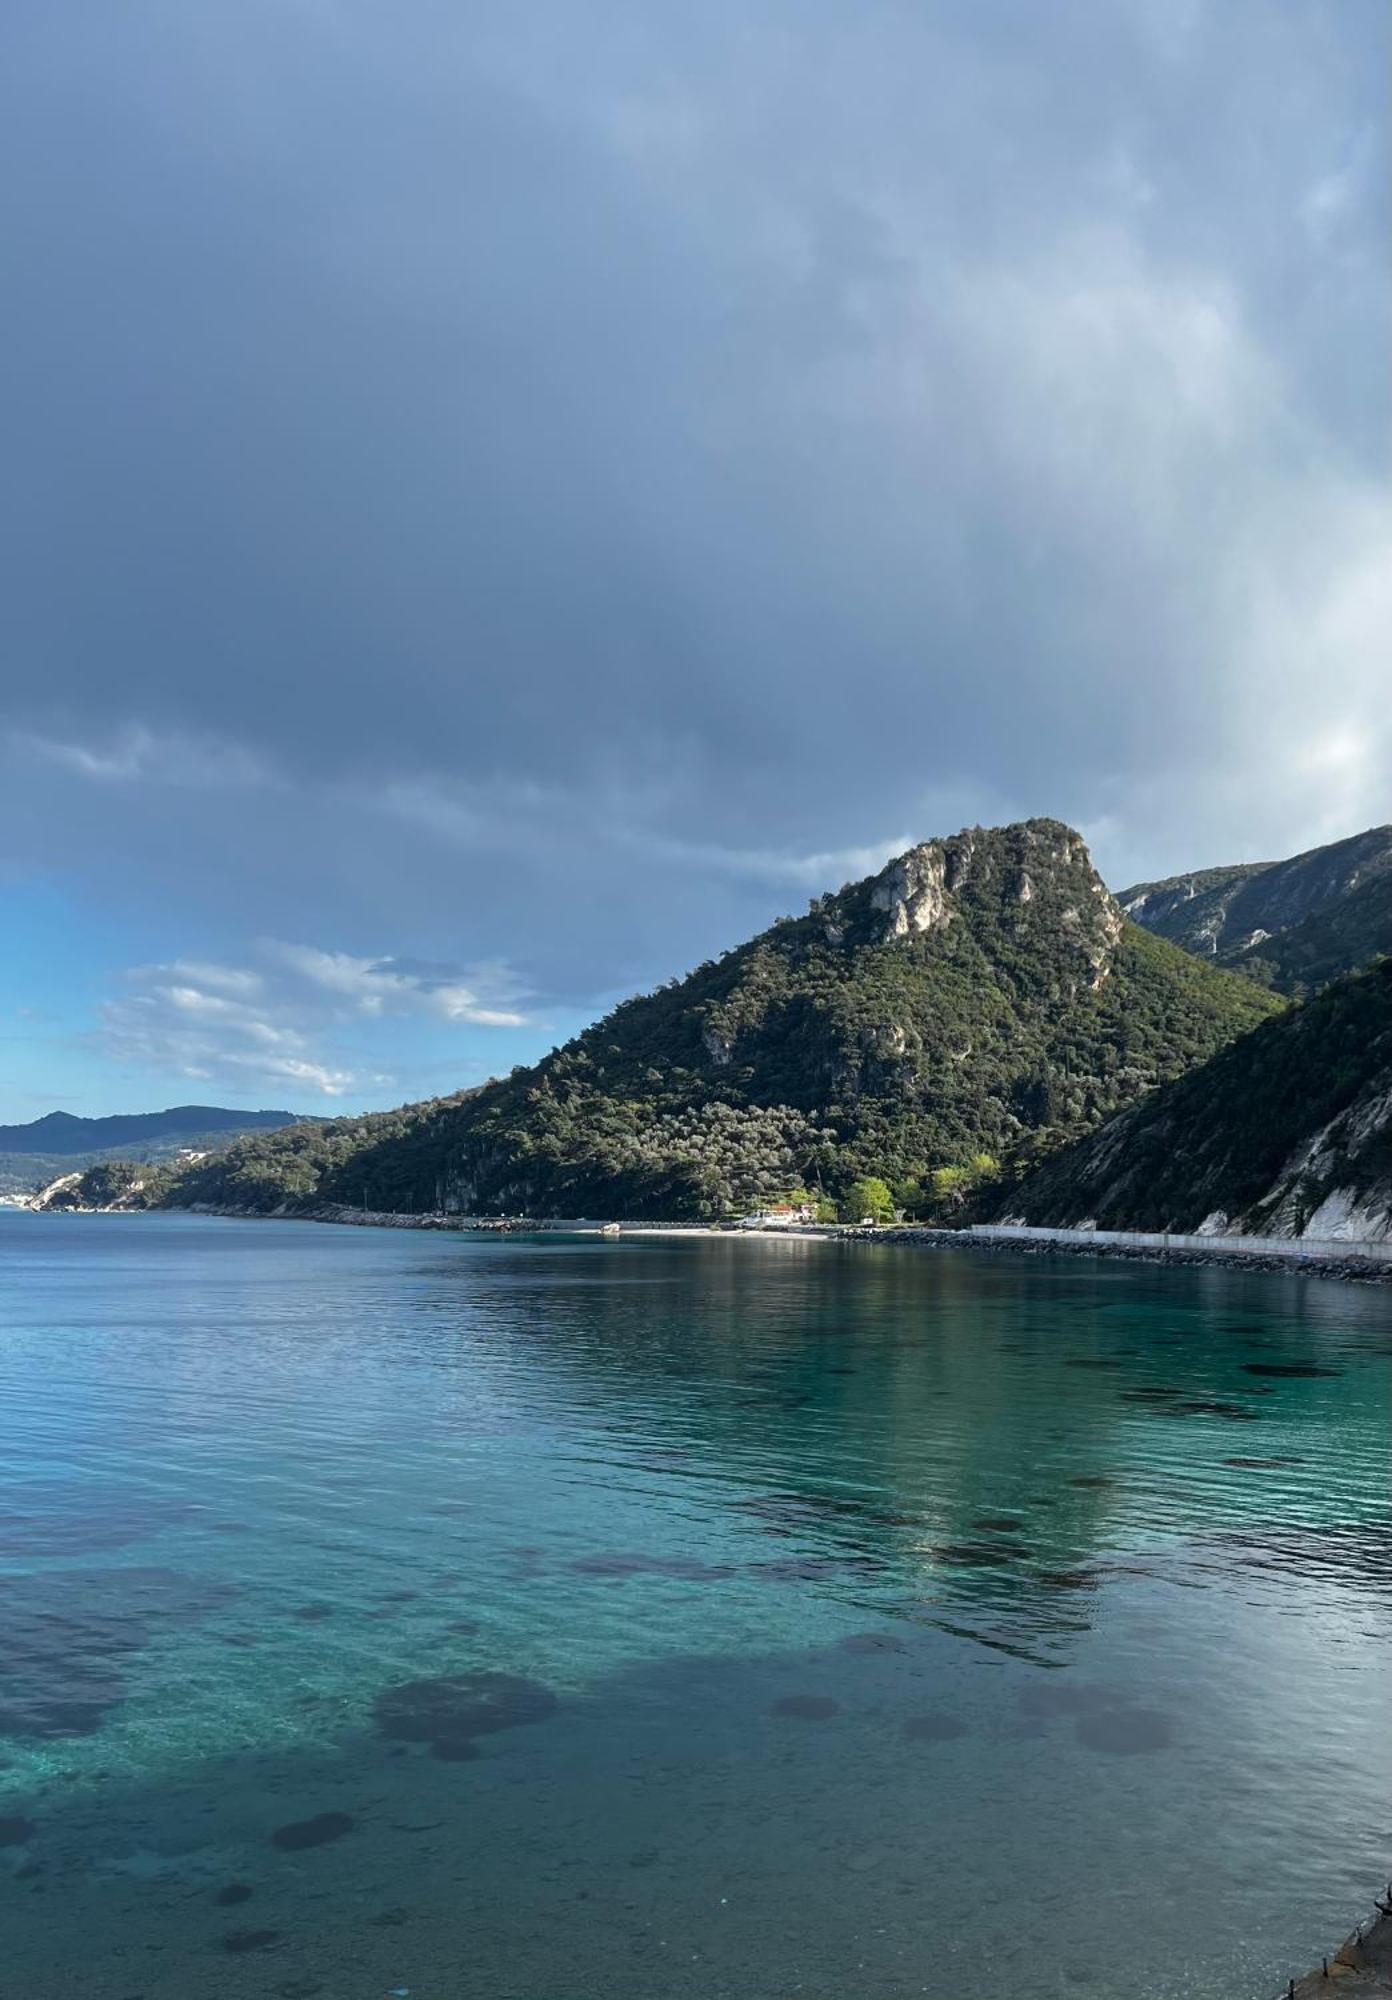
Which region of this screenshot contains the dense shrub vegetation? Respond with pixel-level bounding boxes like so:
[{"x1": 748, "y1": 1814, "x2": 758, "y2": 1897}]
[{"x1": 989, "y1": 957, "x2": 1392, "y2": 1233}]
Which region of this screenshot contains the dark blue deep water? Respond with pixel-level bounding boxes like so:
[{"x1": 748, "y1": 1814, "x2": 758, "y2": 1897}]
[{"x1": 1, "y1": 1211, "x2": 1390, "y2": 1998}]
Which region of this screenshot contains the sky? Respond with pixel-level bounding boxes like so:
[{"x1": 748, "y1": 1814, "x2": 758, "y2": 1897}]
[{"x1": 1, "y1": 0, "x2": 1388, "y2": 1121}]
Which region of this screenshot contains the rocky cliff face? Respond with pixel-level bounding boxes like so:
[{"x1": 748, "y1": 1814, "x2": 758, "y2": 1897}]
[
  {"x1": 870, "y1": 842, "x2": 953, "y2": 939},
  {"x1": 29, "y1": 1161, "x2": 163, "y2": 1212},
  {"x1": 1121, "y1": 824, "x2": 1392, "y2": 991},
  {"x1": 993, "y1": 958, "x2": 1392, "y2": 1239}
]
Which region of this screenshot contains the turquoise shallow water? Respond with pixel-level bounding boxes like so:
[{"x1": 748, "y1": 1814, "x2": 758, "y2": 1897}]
[{"x1": 1, "y1": 1211, "x2": 1389, "y2": 1998}]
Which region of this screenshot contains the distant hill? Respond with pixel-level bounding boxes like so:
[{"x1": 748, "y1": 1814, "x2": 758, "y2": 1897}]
[
  {"x1": 0, "y1": 1104, "x2": 304, "y2": 1154},
  {"x1": 1121, "y1": 824, "x2": 1392, "y2": 994},
  {"x1": 0, "y1": 1105, "x2": 308, "y2": 1199},
  {"x1": 987, "y1": 958, "x2": 1392, "y2": 1240},
  {"x1": 137, "y1": 819, "x2": 1276, "y2": 1223}
]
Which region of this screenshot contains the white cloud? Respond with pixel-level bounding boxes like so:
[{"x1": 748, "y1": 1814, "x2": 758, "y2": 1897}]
[
  {"x1": 165, "y1": 960, "x2": 266, "y2": 998},
  {"x1": 102, "y1": 986, "x2": 356, "y2": 1098},
  {"x1": 266, "y1": 942, "x2": 529, "y2": 1027},
  {"x1": 1, "y1": 0, "x2": 1387, "y2": 1053},
  {"x1": 100, "y1": 938, "x2": 531, "y2": 1100},
  {"x1": 13, "y1": 725, "x2": 273, "y2": 790}
]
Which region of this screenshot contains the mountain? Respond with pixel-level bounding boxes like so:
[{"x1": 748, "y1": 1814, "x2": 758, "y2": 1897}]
[
  {"x1": 1121, "y1": 824, "x2": 1392, "y2": 993},
  {"x1": 0, "y1": 1105, "x2": 307, "y2": 1199},
  {"x1": 0, "y1": 1104, "x2": 304, "y2": 1155},
  {"x1": 147, "y1": 819, "x2": 1277, "y2": 1223},
  {"x1": 988, "y1": 958, "x2": 1392, "y2": 1240}
]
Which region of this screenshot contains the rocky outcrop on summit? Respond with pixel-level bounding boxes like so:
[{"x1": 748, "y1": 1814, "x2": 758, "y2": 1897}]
[
  {"x1": 154, "y1": 818, "x2": 1275, "y2": 1223},
  {"x1": 991, "y1": 958, "x2": 1392, "y2": 1240},
  {"x1": 1122, "y1": 823, "x2": 1392, "y2": 993},
  {"x1": 870, "y1": 842, "x2": 952, "y2": 939},
  {"x1": 865, "y1": 826, "x2": 1123, "y2": 989}
]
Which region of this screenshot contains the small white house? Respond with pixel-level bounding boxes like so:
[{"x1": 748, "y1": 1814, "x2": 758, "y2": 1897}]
[{"x1": 737, "y1": 1201, "x2": 819, "y2": 1228}]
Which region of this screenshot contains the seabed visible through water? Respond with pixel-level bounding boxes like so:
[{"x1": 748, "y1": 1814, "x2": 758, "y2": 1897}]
[{"x1": 1, "y1": 1210, "x2": 1389, "y2": 1999}]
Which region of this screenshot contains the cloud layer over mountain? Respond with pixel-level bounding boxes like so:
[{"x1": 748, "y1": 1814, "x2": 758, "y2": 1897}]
[{"x1": 1, "y1": 0, "x2": 1386, "y2": 1105}]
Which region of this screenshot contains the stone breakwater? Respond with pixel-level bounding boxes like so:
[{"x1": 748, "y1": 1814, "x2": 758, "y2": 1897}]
[
  {"x1": 1274, "y1": 1894, "x2": 1392, "y2": 1996},
  {"x1": 846, "y1": 1223, "x2": 1392, "y2": 1286}
]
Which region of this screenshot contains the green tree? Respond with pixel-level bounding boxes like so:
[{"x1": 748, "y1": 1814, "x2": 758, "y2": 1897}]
[
  {"x1": 916, "y1": 1153, "x2": 1001, "y2": 1219},
  {"x1": 839, "y1": 1175, "x2": 896, "y2": 1224}
]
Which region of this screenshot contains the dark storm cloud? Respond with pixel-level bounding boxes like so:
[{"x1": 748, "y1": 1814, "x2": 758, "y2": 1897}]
[{"x1": 0, "y1": 0, "x2": 1387, "y2": 1097}]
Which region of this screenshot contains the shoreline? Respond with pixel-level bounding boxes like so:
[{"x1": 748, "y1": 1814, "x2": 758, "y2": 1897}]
[
  {"x1": 23, "y1": 1199, "x2": 1392, "y2": 1284},
  {"x1": 1281, "y1": 1899, "x2": 1392, "y2": 1996}
]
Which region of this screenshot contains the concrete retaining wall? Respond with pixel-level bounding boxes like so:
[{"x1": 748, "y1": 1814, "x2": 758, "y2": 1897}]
[{"x1": 969, "y1": 1223, "x2": 1392, "y2": 1267}]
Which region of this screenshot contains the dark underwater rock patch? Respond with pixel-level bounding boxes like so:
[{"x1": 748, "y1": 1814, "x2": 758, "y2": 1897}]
[
  {"x1": 0, "y1": 1677, "x2": 122, "y2": 1743},
  {"x1": 0, "y1": 1566, "x2": 237, "y2": 1743},
  {"x1": 1017, "y1": 1679, "x2": 1174, "y2": 1753},
  {"x1": 731, "y1": 1490, "x2": 911, "y2": 1532},
  {"x1": 270, "y1": 1811, "x2": 355, "y2": 1851},
  {"x1": 374, "y1": 1671, "x2": 558, "y2": 1745},
  {"x1": 5, "y1": 1694, "x2": 116, "y2": 1739},
  {"x1": 730, "y1": 1494, "x2": 830, "y2": 1527},
  {"x1": 0, "y1": 1485, "x2": 204, "y2": 1558},
  {"x1": 839, "y1": 1630, "x2": 907, "y2": 1654},
  {"x1": 746, "y1": 1555, "x2": 887, "y2": 1584},
  {"x1": 1076, "y1": 1707, "x2": 1174, "y2": 1754},
  {"x1": 1036, "y1": 1568, "x2": 1100, "y2": 1591},
  {"x1": 501, "y1": 1549, "x2": 549, "y2": 1579},
  {"x1": 772, "y1": 1695, "x2": 839, "y2": 1720},
  {"x1": 569, "y1": 1552, "x2": 735, "y2": 1581},
  {"x1": 0, "y1": 1815, "x2": 37, "y2": 1846},
  {"x1": 902, "y1": 1714, "x2": 968, "y2": 1742},
  {"x1": 429, "y1": 1736, "x2": 480, "y2": 1762},
  {"x1": 1160, "y1": 1398, "x2": 1261, "y2": 1421},
  {"x1": 934, "y1": 1541, "x2": 1020, "y2": 1568},
  {"x1": 220, "y1": 1928, "x2": 283, "y2": 1954},
  {"x1": 1223, "y1": 1455, "x2": 1305, "y2": 1470},
  {"x1": 1243, "y1": 1362, "x2": 1341, "y2": 1379},
  {"x1": 214, "y1": 1882, "x2": 254, "y2": 1906},
  {"x1": 1018, "y1": 1681, "x2": 1124, "y2": 1719}
]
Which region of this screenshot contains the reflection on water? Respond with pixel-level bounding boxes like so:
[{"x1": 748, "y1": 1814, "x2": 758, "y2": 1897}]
[{"x1": 0, "y1": 1211, "x2": 1389, "y2": 1998}]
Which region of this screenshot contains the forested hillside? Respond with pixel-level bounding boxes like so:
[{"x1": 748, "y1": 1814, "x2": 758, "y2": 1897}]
[
  {"x1": 988, "y1": 959, "x2": 1392, "y2": 1239},
  {"x1": 129, "y1": 820, "x2": 1277, "y2": 1222}
]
